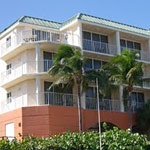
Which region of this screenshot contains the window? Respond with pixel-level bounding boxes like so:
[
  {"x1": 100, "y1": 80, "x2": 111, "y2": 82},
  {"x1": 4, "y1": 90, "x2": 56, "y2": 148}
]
[
  {"x1": 127, "y1": 41, "x2": 134, "y2": 49},
  {"x1": 83, "y1": 31, "x2": 108, "y2": 53},
  {"x1": 132, "y1": 92, "x2": 144, "y2": 103},
  {"x1": 84, "y1": 59, "x2": 92, "y2": 70},
  {"x1": 101, "y1": 35, "x2": 108, "y2": 43},
  {"x1": 131, "y1": 92, "x2": 144, "y2": 111},
  {"x1": 120, "y1": 39, "x2": 141, "y2": 51},
  {"x1": 84, "y1": 59, "x2": 106, "y2": 71},
  {"x1": 51, "y1": 33, "x2": 60, "y2": 42},
  {"x1": 134, "y1": 42, "x2": 141, "y2": 50},
  {"x1": 6, "y1": 36, "x2": 11, "y2": 48},
  {"x1": 120, "y1": 39, "x2": 126, "y2": 47},
  {"x1": 43, "y1": 52, "x2": 53, "y2": 72},
  {"x1": 32, "y1": 29, "x2": 50, "y2": 41},
  {"x1": 86, "y1": 87, "x2": 97, "y2": 109},
  {"x1": 94, "y1": 60, "x2": 102, "y2": 70},
  {"x1": 92, "y1": 33, "x2": 100, "y2": 42},
  {"x1": 6, "y1": 64, "x2": 12, "y2": 75},
  {"x1": 83, "y1": 31, "x2": 91, "y2": 40},
  {"x1": 7, "y1": 92, "x2": 12, "y2": 103}
]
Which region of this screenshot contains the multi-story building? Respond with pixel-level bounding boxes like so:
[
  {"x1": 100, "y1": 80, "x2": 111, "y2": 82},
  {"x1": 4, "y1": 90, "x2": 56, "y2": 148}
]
[{"x1": 0, "y1": 13, "x2": 150, "y2": 139}]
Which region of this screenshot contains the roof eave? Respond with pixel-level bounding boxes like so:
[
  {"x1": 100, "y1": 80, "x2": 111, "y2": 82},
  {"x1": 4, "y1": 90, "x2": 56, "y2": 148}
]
[
  {"x1": 60, "y1": 19, "x2": 79, "y2": 31},
  {"x1": 79, "y1": 19, "x2": 150, "y2": 38},
  {"x1": 0, "y1": 22, "x2": 20, "y2": 39}
]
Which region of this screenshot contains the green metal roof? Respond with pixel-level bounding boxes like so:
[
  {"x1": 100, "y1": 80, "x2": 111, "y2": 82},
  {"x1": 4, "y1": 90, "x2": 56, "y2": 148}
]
[
  {"x1": 19, "y1": 16, "x2": 61, "y2": 29},
  {"x1": 1, "y1": 13, "x2": 150, "y2": 37},
  {"x1": 77, "y1": 13, "x2": 149, "y2": 36}
]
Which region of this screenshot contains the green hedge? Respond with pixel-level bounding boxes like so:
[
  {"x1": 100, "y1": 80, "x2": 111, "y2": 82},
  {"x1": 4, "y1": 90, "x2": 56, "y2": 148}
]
[{"x1": 0, "y1": 127, "x2": 150, "y2": 150}]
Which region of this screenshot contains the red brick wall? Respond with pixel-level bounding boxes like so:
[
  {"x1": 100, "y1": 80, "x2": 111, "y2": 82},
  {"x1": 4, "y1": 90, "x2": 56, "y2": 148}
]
[
  {"x1": 0, "y1": 106, "x2": 136, "y2": 139},
  {"x1": 0, "y1": 108, "x2": 23, "y2": 139}
]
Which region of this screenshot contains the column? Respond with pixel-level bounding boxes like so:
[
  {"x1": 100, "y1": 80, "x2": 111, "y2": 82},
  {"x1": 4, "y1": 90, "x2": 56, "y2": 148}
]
[
  {"x1": 116, "y1": 31, "x2": 121, "y2": 55},
  {"x1": 78, "y1": 22, "x2": 83, "y2": 51},
  {"x1": 35, "y1": 43, "x2": 41, "y2": 73},
  {"x1": 35, "y1": 44, "x2": 41, "y2": 105},
  {"x1": 78, "y1": 22, "x2": 86, "y2": 109},
  {"x1": 36, "y1": 76, "x2": 41, "y2": 105},
  {"x1": 148, "y1": 39, "x2": 150, "y2": 52},
  {"x1": 115, "y1": 31, "x2": 124, "y2": 111},
  {"x1": 119, "y1": 85, "x2": 124, "y2": 112},
  {"x1": 81, "y1": 92, "x2": 86, "y2": 109}
]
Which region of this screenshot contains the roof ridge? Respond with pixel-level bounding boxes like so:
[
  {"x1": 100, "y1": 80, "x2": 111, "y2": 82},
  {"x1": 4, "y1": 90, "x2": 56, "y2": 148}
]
[
  {"x1": 19, "y1": 15, "x2": 62, "y2": 25},
  {"x1": 80, "y1": 13, "x2": 148, "y2": 31}
]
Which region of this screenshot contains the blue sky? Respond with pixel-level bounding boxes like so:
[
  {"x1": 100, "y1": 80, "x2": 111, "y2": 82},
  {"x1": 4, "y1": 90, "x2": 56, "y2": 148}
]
[{"x1": 0, "y1": 0, "x2": 150, "y2": 32}]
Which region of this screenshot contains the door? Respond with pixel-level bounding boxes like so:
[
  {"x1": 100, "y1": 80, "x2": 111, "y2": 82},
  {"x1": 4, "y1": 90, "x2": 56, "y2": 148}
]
[
  {"x1": 43, "y1": 52, "x2": 53, "y2": 72},
  {"x1": 5, "y1": 123, "x2": 14, "y2": 141}
]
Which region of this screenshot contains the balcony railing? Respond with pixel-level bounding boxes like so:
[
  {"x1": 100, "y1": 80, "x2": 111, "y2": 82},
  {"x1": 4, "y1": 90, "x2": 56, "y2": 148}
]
[
  {"x1": 0, "y1": 92, "x2": 78, "y2": 114},
  {"x1": 0, "y1": 93, "x2": 145, "y2": 114},
  {"x1": 83, "y1": 39, "x2": 117, "y2": 55},
  {"x1": 121, "y1": 47, "x2": 150, "y2": 62},
  {"x1": 86, "y1": 97, "x2": 144, "y2": 113},
  {"x1": 0, "y1": 30, "x2": 80, "y2": 57},
  {"x1": 1, "y1": 60, "x2": 53, "y2": 85},
  {"x1": 43, "y1": 92, "x2": 77, "y2": 107}
]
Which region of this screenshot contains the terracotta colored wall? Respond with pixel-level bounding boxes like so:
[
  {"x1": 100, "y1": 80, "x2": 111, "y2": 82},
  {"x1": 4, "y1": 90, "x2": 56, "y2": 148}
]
[
  {"x1": 0, "y1": 106, "x2": 136, "y2": 139},
  {"x1": 83, "y1": 109, "x2": 136, "y2": 130},
  {"x1": 0, "y1": 108, "x2": 23, "y2": 139}
]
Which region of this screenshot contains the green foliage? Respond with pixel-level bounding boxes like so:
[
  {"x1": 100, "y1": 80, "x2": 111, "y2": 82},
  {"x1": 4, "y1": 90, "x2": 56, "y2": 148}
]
[
  {"x1": 104, "y1": 50, "x2": 144, "y2": 91},
  {"x1": 0, "y1": 127, "x2": 150, "y2": 150},
  {"x1": 136, "y1": 102, "x2": 150, "y2": 137}
]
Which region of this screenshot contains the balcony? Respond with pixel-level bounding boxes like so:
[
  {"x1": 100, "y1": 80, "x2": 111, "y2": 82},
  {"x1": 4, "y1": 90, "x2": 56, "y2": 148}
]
[
  {"x1": 1, "y1": 60, "x2": 53, "y2": 86},
  {"x1": 121, "y1": 47, "x2": 150, "y2": 63},
  {"x1": 0, "y1": 92, "x2": 78, "y2": 114},
  {"x1": 83, "y1": 39, "x2": 117, "y2": 56},
  {"x1": 86, "y1": 97, "x2": 144, "y2": 113},
  {"x1": 0, "y1": 30, "x2": 80, "y2": 58},
  {"x1": 0, "y1": 92, "x2": 145, "y2": 114}
]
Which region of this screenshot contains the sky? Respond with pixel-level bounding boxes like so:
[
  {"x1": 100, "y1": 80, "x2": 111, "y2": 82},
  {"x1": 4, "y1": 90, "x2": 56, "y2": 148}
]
[{"x1": 0, "y1": 0, "x2": 150, "y2": 32}]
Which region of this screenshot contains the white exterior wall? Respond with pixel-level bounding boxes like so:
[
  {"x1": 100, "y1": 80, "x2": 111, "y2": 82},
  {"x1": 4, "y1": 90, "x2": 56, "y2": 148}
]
[{"x1": 0, "y1": 19, "x2": 150, "y2": 113}]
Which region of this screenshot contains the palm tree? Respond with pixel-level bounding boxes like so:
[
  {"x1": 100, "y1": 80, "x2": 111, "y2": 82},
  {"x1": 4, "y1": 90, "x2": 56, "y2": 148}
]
[
  {"x1": 48, "y1": 45, "x2": 110, "y2": 133},
  {"x1": 135, "y1": 102, "x2": 150, "y2": 139},
  {"x1": 104, "y1": 50, "x2": 145, "y2": 131}
]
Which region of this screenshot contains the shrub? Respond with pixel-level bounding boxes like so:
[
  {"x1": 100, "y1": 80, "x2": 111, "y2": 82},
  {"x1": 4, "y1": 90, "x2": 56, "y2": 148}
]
[{"x1": 0, "y1": 127, "x2": 150, "y2": 150}]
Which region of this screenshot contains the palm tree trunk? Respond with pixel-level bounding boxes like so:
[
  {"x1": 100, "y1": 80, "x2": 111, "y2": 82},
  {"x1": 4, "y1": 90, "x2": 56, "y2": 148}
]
[
  {"x1": 128, "y1": 92, "x2": 133, "y2": 132},
  {"x1": 77, "y1": 83, "x2": 83, "y2": 133}
]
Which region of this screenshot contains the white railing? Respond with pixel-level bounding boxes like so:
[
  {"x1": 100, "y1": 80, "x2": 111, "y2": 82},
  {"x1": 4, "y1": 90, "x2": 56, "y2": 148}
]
[
  {"x1": 0, "y1": 95, "x2": 28, "y2": 113},
  {"x1": 43, "y1": 92, "x2": 77, "y2": 107},
  {"x1": 0, "y1": 92, "x2": 144, "y2": 114},
  {"x1": 86, "y1": 97, "x2": 144, "y2": 113},
  {"x1": 143, "y1": 80, "x2": 150, "y2": 88},
  {"x1": 0, "y1": 30, "x2": 80, "y2": 57},
  {"x1": 0, "y1": 92, "x2": 78, "y2": 114},
  {"x1": 121, "y1": 47, "x2": 150, "y2": 62},
  {"x1": 83, "y1": 39, "x2": 117, "y2": 55},
  {"x1": 0, "y1": 60, "x2": 53, "y2": 85}
]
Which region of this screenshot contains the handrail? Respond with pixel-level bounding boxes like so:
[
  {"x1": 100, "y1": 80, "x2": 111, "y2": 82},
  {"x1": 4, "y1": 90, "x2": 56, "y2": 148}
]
[
  {"x1": 82, "y1": 39, "x2": 117, "y2": 55},
  {"x1": 0, "y1": 30, "x2": 80, "y2": 57}
]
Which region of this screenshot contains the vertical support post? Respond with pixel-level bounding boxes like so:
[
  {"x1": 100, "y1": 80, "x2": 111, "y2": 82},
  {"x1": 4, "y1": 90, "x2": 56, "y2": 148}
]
[
  {"x1": 36, "y1": 75, "x2": 41, "y2": 105},
  {"x1": 35, "y1": 43, "x2": 41, "y2": 73},
  {"x1": 96, "y1": 78, "x2": 102, "y2": 150},
  {"x1": 148, "y1": 39, "x2": 150, "y2": 52},
  {"x1": 116, "y1": 31, "x2": 121, "y2": 55},
  {"x1": 78, "y1": 22, "x2": 83, "y2": 50},
  {"x1": 119, "y1": 85, "x2": 124, "y2": 112},
  {"x1": 35, "y1": 43, "x2": 41, "y2": 105},
  {"x1": 116, "y1": 31, "x2": 124, "y2": 112},
  {"x1": 147, "y1": 39, "x2": 150, "y2": 61}
]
